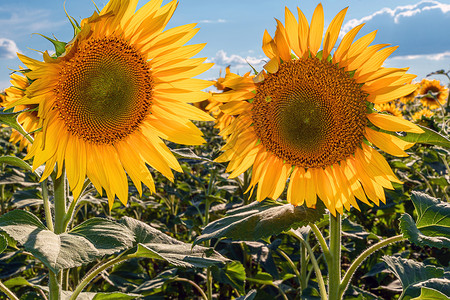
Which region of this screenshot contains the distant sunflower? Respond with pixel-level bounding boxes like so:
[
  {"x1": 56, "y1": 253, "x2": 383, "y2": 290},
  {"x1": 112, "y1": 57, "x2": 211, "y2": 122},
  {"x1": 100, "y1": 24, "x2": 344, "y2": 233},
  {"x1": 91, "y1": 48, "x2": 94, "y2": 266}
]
[
  {"x1": 399, "y1": 83, "x2": 419, "y2": 104},
  {"x1": 418, "y1": 79, "x2": 448, "y2": 109},
  {"x1": 374, "y1": 102, "x2": 402, "y2": 118},
  {"x1": 7, "y1": 0, "x2": 213, "y2": 208},
  {"x1": 412, "y1": 108, "x2": 434, "y2": 121},
  {"x1": 207, "y1": 67, "x2": 253, "y2": 133},
  {"x1": 214, "y1": 4, "x2": 423, "y2": 215},
  {"x1": 1, "y1": 73, "x2": 39, "y2": 150}
]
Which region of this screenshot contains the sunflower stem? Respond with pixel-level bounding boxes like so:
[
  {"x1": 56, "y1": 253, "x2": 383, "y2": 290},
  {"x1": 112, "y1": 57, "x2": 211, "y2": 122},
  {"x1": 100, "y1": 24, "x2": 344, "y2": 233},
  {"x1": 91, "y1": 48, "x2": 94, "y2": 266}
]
[
  {"x1": 300, "y1": 243, "x2": 307, "y2": 291},
  {"x1": 41, "y1": 179, "x2": 54, "y2": 232},
  {"x1": 328, "y1": 213, "x2": 341, "y2": 300},
  {"x1": 339, "y1": 234, "x2": 405, "y2": 298},
  {"x1": 309, "y1": 223, "x2": 331, "y2": 264},
  {"x1": 52, "y1": 170, "x2": 67, "y2": 234},
  {"x1": 288, "y1": 229, "x2": 327, "y2": 300},
  {"x1": 48, "y1": 271, "x2": 61, "y2": 300},
  {"x1": 48, "y1": 169, "x2": 67, "y2": 300}
]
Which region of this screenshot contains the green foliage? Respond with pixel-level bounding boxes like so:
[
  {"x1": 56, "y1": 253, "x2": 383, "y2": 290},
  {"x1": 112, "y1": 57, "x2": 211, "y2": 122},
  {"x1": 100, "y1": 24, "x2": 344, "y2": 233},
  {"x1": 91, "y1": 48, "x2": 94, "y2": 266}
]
[
  {"x1": 0, "y1": 210, "x2": 135, "y2": 273},
  {"x1": 195, "y1": 199, "x2": 325, "y2": 244},
  {"x1": 395, "y1": 125, "x2": 450, "y2": 148},
  {"x1": 400, "y1": 192, "x2": 450, "y2": 248},
  {"x1": 0, "y1": 156, "x2": 32, "y2": 173},
  {"x1": 382, "y1": 255, "x2": 450, "y2": 298},
  {"x1": 411, "y1": 287, "x2": 450, "y2": 300},
  {"x1": 211, "y1": 261, "x2": 246, "y2": 294}
]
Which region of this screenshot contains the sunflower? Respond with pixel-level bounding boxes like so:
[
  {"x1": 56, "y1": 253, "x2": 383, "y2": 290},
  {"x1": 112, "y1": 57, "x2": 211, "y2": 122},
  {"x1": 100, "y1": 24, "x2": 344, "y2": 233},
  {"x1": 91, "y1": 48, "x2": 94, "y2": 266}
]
[
  {"x1": 412, "y1": 108, "x2": 434, "y2": 121},
  {"x1": 374, "y1": 102, "x2": 402, "y2": 118},
  {"x1": 6, "y1": 0, "x2": 213, "y2": 208},
  {"x1": 399, "y1": 83, "x2": 419, "y2": 104},
  {"x1": 213, "y1": 4, "x2": 423, "y2": 215},
  {"x1": 1, "y1": 73, "x2": 39, "y2": 150},
  {"x1": 206, "y1": 67, "x2": 253, "y2": 133},
  {"x1": 418, "y1": 79, "x2": 448, "y2": 109}
]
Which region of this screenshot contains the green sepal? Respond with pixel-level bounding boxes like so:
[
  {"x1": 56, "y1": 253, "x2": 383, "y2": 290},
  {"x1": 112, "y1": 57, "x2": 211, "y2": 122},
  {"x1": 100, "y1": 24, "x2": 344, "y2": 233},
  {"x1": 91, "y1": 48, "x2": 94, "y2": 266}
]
[{"x1": 34, "y1": 33, "x2": 67, "y2": 57}]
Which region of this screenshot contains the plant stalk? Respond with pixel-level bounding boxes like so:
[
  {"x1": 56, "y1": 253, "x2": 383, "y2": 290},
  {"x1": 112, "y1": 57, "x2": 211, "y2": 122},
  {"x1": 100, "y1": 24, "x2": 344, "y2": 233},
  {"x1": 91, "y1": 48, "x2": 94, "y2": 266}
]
[
  {"x1": 339, "y1": 234, "x2": 405, "y2": 298},
  {"x1": 289, "y1": 229, "x2": 327, "y2": 300},
  {"x1": 173, "y1": 277, "x2": 208, "y2": 300},
  {"x1": 48, "y1": 272, "x2": 61, "y2": 300},
  {"x1": 328, "y1": 213, "x2": 341, "y2": 300},
  {"x1": 41, "y1": 179, "x2": 54, "y2": 232}
]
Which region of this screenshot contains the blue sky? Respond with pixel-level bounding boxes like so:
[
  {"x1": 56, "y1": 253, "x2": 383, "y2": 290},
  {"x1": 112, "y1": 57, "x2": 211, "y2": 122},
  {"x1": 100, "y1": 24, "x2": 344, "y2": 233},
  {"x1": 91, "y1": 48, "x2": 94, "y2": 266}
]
[{"x1": 1, "y1": 0, "x2": 450, "y2": 90}]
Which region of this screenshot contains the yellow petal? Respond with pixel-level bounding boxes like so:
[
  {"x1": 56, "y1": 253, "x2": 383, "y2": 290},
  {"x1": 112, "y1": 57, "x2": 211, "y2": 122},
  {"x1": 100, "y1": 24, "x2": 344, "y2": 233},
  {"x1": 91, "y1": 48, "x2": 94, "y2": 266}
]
[
  {"x1": 367, "y1": 113, "x2": 424, "y2": 133},
  {"x1": 322, "y1": 7, "x2": 348, "y2": 59},
  {"x1": 365, "y1": 127, "x2": 414, "y2": 157},
  {"x1": 284, "y1": 7, "x2": 301, "y2": 58},
  {"x1": 297, "y1": 7, "x2": 310, "y2": 56},
  {"x1": 367, "y1": 84, "x2": 419, "y2": 104},
  {"x1": 308, "y1": 3, "x2": 324, "y2": 56},
  {"x1": 333, "y1": 23, "x2": 364, "y2": 64}
]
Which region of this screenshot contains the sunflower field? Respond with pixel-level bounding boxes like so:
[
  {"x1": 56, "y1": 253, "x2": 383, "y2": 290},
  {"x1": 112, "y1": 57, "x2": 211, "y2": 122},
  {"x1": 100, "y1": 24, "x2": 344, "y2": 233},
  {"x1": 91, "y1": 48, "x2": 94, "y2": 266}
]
[{"x1": 0, "y1": 0, "x2": 449, "y2": 299}]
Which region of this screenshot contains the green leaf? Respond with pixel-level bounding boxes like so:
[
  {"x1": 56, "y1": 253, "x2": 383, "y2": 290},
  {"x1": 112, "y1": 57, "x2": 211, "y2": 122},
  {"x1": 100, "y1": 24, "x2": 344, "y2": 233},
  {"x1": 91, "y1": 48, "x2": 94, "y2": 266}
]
[
  {"x1": 195, "y1": 199, "x2": 325, "y2": 244},
  {"x1": 0, "y1": 156, "x2": 32, "y2": 172},
  {"x1": 0, "y1": 108, "x2": 33, "y2": 142},
  {"x1": 395, "y1": 125, "x2": 450, "y2": 148},
  {"x1": 70, "y1": 218, "x2": 135, "y2": 256},
  {"x1": 120, "y1": 216, "x2": 229, "y2": 268},
  {"x1": 171, "y1": 148, "x2": 213, "y2": 162},
  {"x1": 211, "y1": 261, "x2": 246, "y2": 295},
  {"x1": 34, "y1": 33, "x2": 67, "y2": 57},
  {"x1": 0, "y1": 234, "x2": 7, "y2": 254},
  {"x1": 411, "y1": 287, "x2": 449, "y2": 300},
  {"x1": 236, "y1": 289, "x2": 257, "y2": 300},
  {"x1": 246, "y1": 271, "x2": 274, "y2": 285},
  {"x1": 0, "y1": 211, "x2": 136, "y2": 273},
  {"x1": 400, "y1": 191, "x2": 450, "y2": 249},
  {"x1": 60, "y1": 291, "x2": 141, "y2": 300},
  {"x1": 3, "y1": 277, "x2": 32, "y2": 288},
  {"x1": 382, "y1": 255, "x2": 448, "y2": 298}
]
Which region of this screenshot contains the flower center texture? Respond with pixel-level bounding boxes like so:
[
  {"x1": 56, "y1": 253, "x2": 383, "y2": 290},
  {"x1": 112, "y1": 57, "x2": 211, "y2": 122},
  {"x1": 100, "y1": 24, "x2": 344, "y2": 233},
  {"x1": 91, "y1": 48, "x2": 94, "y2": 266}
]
[
  {"x1": 252, "y1": 57, "x2": 367, "y2": 168},
  {"x1": 55, "y1": 37, "x2": 154, "y2": 144}
]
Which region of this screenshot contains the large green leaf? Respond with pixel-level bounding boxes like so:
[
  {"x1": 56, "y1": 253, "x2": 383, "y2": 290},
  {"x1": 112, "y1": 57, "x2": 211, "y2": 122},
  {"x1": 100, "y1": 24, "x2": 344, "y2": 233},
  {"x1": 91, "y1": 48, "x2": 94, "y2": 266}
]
[
  {"x1": 0, "y1": 210, "x2": 135, "y2": 273},
  {"x1": 171, "y1": 148, "x2": 213, "y2": 162},
  {"x1": 395, "y1": 125, "x2": 450, "y2": 148},
  {"x1": 399, "y1": 192, "x2": 450, "y2": 249},
  {"x1": 195, "y1": 199, "x2": 325, "y2": 244},
  {"x1": 382, "y1": 256, "x2": 449, "y2": 298},
  {"x1": 411, "y1": 287, "x2": 450, "y2": 300},
  {"x1": 0, "y1": 156, "x2": 32, "y2": 172},
  {"x1": 120, "y1": 216, "x2": 229, "y2": 268}
]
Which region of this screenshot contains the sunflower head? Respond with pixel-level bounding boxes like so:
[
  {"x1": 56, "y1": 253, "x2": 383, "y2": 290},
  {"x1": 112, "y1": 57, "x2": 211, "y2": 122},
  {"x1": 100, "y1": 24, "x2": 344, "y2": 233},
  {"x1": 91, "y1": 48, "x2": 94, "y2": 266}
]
[
  {"x1": 412, "y1": 108, "x2": 434, "y2": 121},
  {"x1": 418, "y1": 79, "x2": 448, "y2": 109},
  {"x1": 1, "y1": 73, "x2": 39, "y2": 151},
  {"x1": 7, "y1": 0, "x2": 213, "y2": 209},
  {"x1": 213, "y1": 4, "x2": 423, "y2": 215},
  {"x1": 374, "y1": 102, "x2": 402, "y2": 118}
]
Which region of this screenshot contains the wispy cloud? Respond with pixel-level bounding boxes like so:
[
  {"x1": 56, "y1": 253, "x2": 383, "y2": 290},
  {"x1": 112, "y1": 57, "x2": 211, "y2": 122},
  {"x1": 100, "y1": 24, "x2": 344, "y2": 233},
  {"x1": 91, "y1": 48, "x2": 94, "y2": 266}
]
[
  {"x1": 0, "y1": 7, "x2": 66, "y2": 38},
  {"x1": 208, "y1": 50, "x2": 265, "y2": 69},
  {"x1": 341, "y1": 0, "x2": 450, "y2": 37},
  {"x1": 198, "y1": 19, "x2": 227, "y2": 24},
  {"x1": 389, "y1": 51, "x2": 450, "y2": 61},
  {"x1": 0, "y1": 38, "x2": 20, "y2": 59},
  {"x1": 338, "y1": 1, "x2": 450, "y2": 57}
]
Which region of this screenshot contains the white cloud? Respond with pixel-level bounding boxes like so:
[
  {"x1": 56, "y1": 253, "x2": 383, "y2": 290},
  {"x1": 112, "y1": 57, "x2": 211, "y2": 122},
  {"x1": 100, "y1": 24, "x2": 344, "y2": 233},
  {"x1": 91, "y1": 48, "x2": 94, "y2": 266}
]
[
  {"x1": 208, "y1": 50, "x2": 265, "y2": 69},
  {"x1": 389, "y1": 51, "x2": 450, "y2": 61},
  {"x1": 198, "y1": 19, "x2": 227, "y2": 24},
  {"x1": 339, "y1": 1, "x2": 450, "y2": 56},
  {"x1": 0, "y1": 38, "x2": 20, "y2": 59}
]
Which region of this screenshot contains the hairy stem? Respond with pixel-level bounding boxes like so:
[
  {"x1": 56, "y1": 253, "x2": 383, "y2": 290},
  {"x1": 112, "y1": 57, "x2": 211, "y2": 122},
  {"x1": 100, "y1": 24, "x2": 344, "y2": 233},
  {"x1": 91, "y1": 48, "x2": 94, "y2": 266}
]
[
  {"x1": 172, "y1": 277, "x2": 208, "y2": 300},
  {"x1": 328, "y1": 213, "x2": 341, "y2": 300},
  {"x1": 0, "y1": 280, "x2": 19, "y2": 300},
  {"x1": 339, "y1": 234, "x2": 405, "y2": 298},
  {"x1": 289, "y1": 229, "x2": 327, "y2": 300}
]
